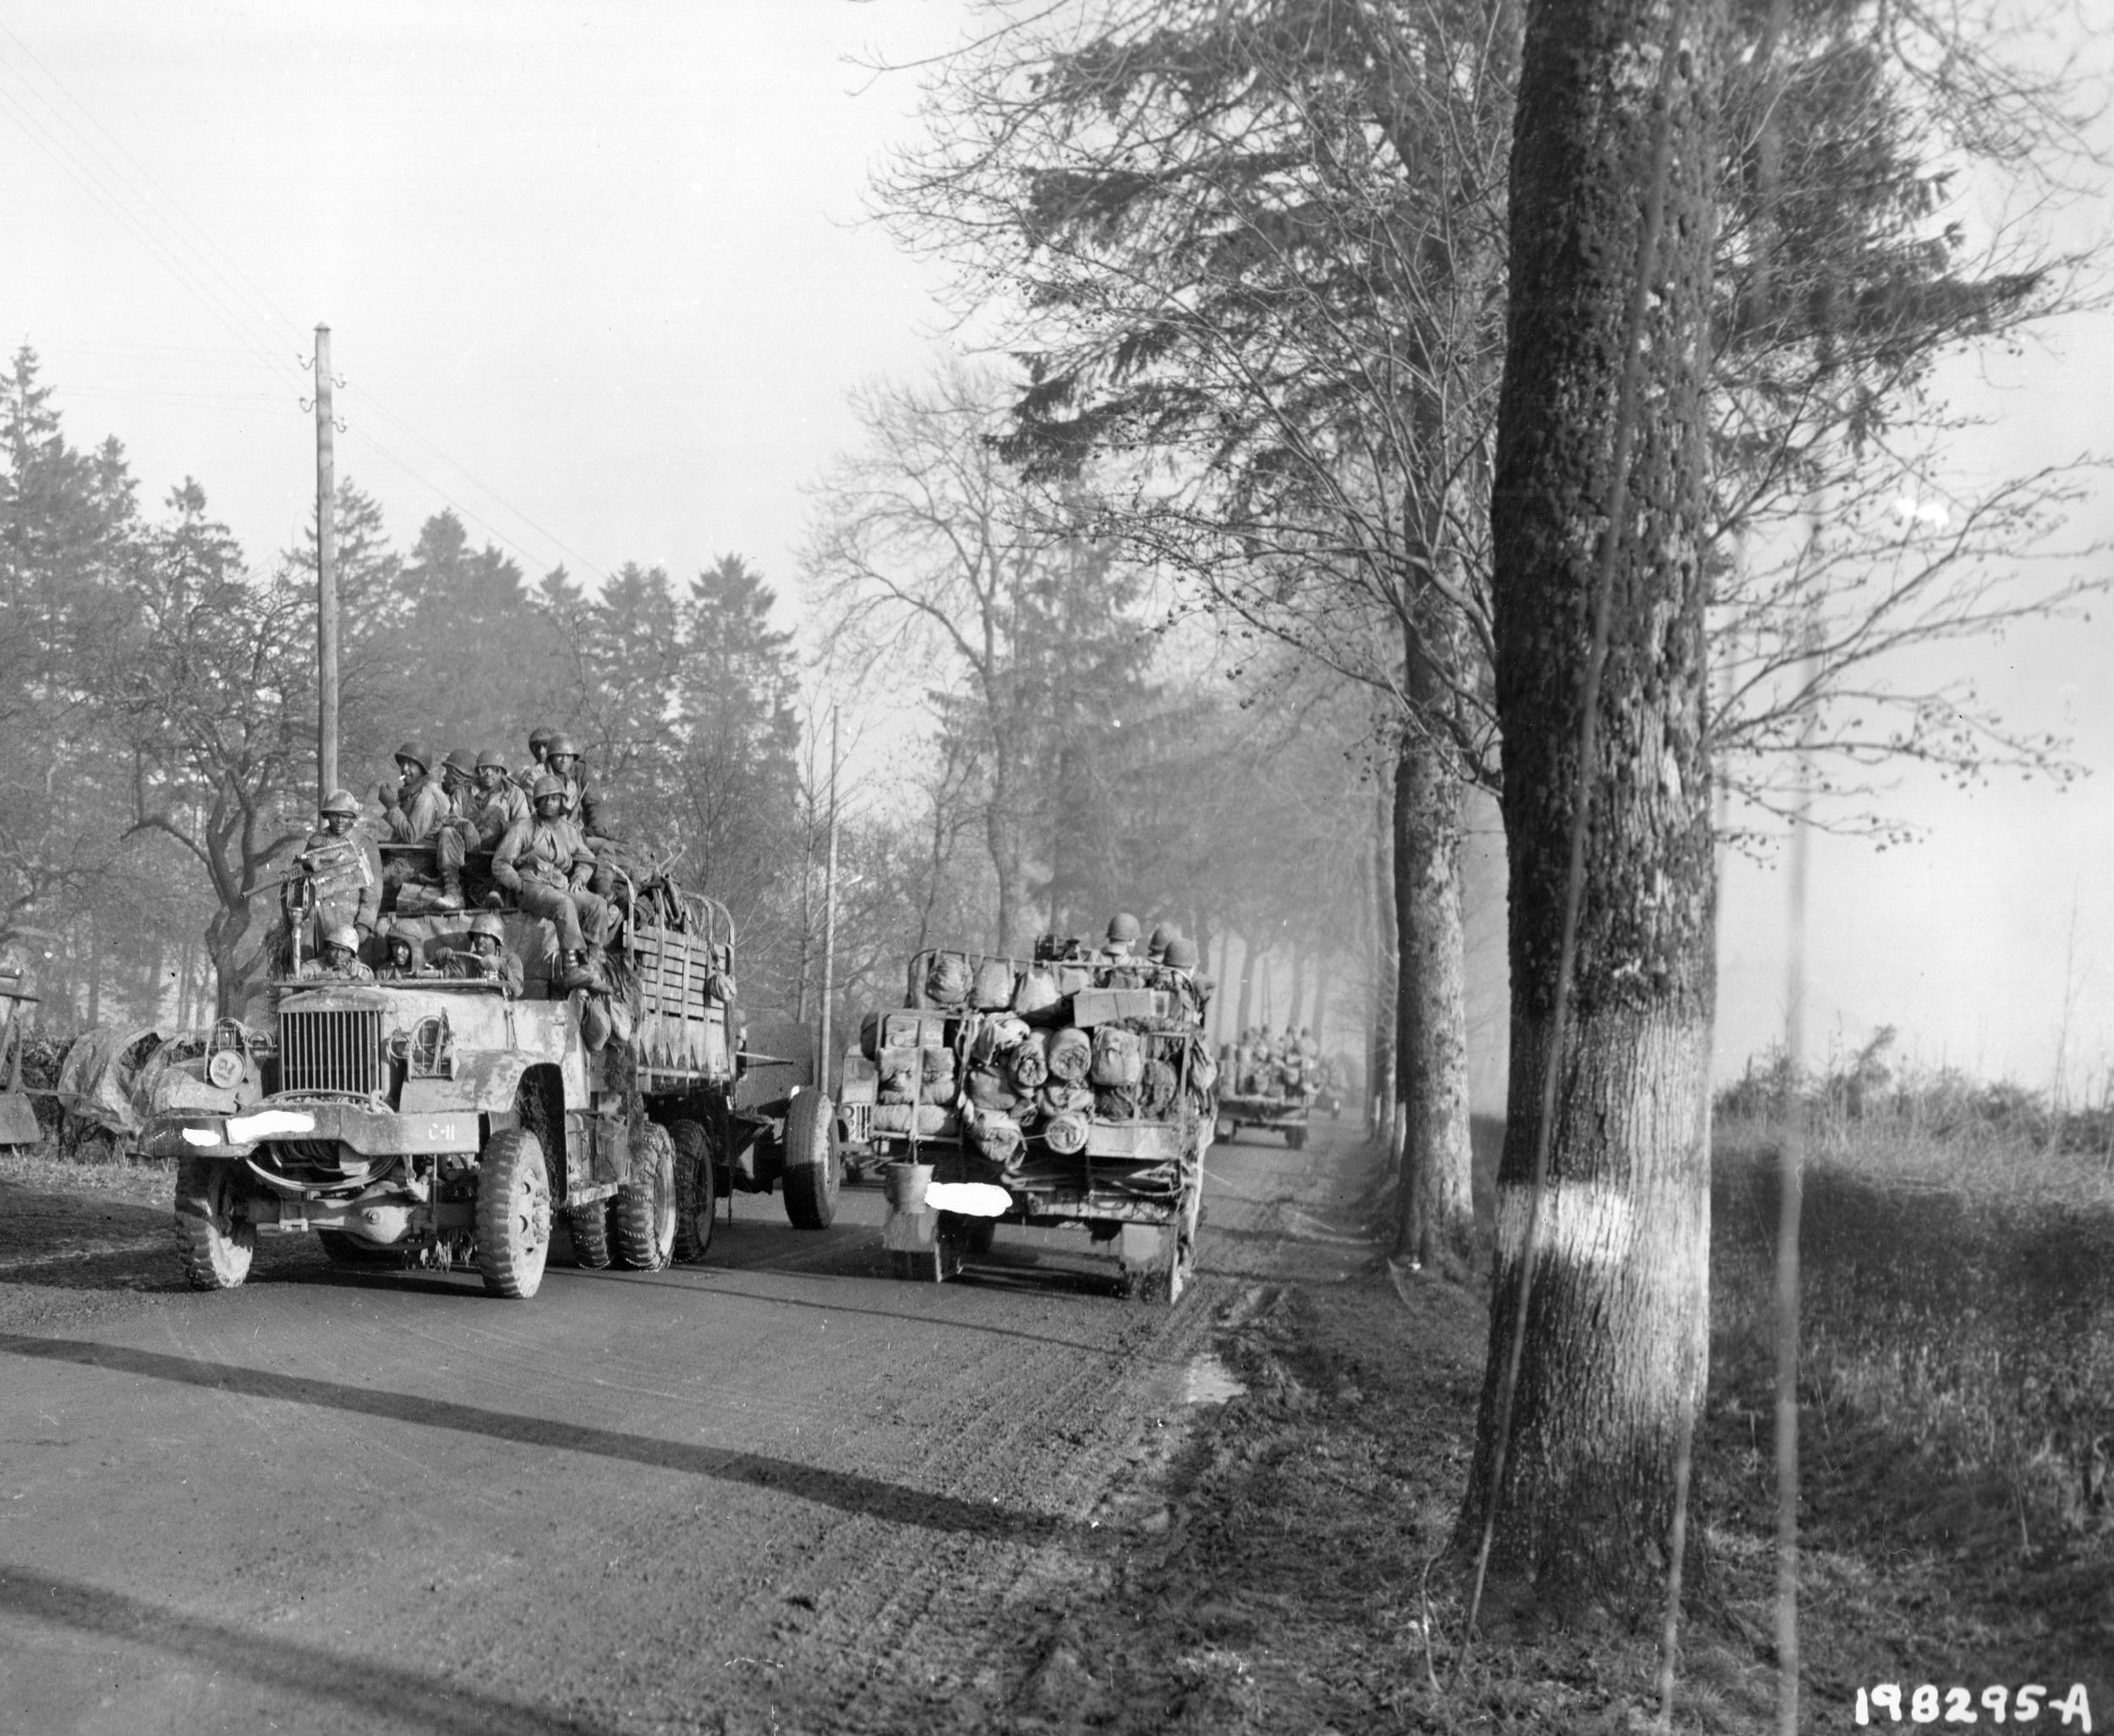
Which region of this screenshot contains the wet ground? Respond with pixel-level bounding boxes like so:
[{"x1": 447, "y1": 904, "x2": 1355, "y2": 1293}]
[{"x1": 0, "y1": 1115, "x2": 1383, "y2": 1735}]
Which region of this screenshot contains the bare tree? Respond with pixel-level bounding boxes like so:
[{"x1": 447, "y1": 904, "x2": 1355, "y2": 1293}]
[{"x1": 804, "y1": 362, "x2": 1151, "y2": 956}]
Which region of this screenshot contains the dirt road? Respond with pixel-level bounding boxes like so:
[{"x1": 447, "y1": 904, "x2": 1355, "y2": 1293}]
[{"x1": 0, "y1": 1114, "x2": 1383, "y2": 1736}]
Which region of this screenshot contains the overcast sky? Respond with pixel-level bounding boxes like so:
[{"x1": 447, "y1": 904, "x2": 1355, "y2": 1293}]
[{"x1": 4, "y1": 1, "x2": 2109, "y2": 1092}]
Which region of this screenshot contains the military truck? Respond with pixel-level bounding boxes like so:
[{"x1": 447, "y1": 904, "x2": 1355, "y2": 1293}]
[
  {"x1": 141, "y1": 857, "x2": 840, "y2": 1298},
  {"x1": 838, "y1": 944, "x2": 1213, "y2": 1301},
  {"x1": 1213, "y1": 1038, "x2": 1317, "y2": 1149}
]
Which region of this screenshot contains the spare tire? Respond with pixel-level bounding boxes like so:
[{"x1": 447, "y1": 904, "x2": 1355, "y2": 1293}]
[{"x1": 780, "y1": 1087, "x2": 840, "y2": 1230}]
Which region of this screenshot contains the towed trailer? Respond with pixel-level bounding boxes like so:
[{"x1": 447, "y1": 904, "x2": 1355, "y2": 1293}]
[{"x1": 1213, "y1": 1085, "x2": 1316, "y2": 1150}]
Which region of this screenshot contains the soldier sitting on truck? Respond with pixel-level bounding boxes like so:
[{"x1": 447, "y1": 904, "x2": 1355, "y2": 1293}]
[
  {"x1": 377, "y1": 933, "x2": 436, "y2": 981},
  {"x1": 492, "y1": 776, "x2": 610, "y2": 993},
  {"x1": 298, "y1": 923, "x2": 376, "y2": 983},
  {"x1": 441, "y1": 912, "x2": 524, "y2": 996},
  {"x1": 437, "y1": 748, "x2": 530, "y2": 912}
]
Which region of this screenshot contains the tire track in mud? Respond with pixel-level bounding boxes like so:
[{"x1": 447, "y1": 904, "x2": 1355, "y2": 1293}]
[{"x1": 568, "y1": 1268, "x2": 1223, "y2": 1733}]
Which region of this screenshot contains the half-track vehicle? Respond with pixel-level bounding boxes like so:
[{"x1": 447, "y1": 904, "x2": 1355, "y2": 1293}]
[
  {"x1": 142, "y1": 843, "x2": 841, "y2": 1298},
  {"x1": 838, "y1": 942, "x2": 1214, "y2": 1301}
]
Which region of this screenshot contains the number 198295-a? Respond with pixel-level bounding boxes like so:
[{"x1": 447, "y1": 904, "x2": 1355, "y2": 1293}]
[{"x1": 1855, "y1": 1684, "x2": 2094, "y2": 1728}]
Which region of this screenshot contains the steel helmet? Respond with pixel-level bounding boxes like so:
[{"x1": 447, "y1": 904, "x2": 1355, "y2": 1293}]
[
  {"x1": 441, "y1": 747, "x2": 475, "y2": 775},
  {"x1": 475, "y1": 746, "x2": 508, "y2": 772},
  {"x1": 1165, "y1": 936, "x2": 1199, "y2": 969},
  {"x1": 469, "y1": 912, "x2": 506, "y2": 942},
  {"x1": 1106, "y1": 912, "x2": 1141, "y2": 944},
  {"x1": 528, "y1": 724, "x2": 557, "y2": 753},
  {"x1": 392, "y1": 742, "x2": 430, "y2": 774},
  {"x1": 532, "y1": 774, "x2": 567, "y2": 802},
  {"x1": 545, "y1": 732, "x2": 582, "y2": 760},
  {"x1": 319, "y1": 788, "x2": 359, "y2": 819},
  {"x1": 386, "y1": 932, "x2": 415, "y2": 956},
  {"x1": 323, "y1": 923, "x2": 359, "y2": 954},
  {"x1": 1147, "y1": 922, "x2": 1175, "y2": 954}
]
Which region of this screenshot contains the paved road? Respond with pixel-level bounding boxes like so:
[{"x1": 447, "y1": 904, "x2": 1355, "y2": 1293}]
[{"x1": 0, "y1": 1114, "x2": 1381, "y2": 1735}]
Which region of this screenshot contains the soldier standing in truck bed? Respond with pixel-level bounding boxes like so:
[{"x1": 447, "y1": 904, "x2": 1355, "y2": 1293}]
[
  {"x1": 300, "y1": 788, "x2": 381, "y2": 945},
  {"x1": 491, "y1": 775, "x2": 609, "y2": 991}
]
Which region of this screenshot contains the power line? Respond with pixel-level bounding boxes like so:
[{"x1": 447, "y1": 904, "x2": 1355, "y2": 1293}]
[{"x1": 0, "y1": 25, "x2": 618, "y2": 589}]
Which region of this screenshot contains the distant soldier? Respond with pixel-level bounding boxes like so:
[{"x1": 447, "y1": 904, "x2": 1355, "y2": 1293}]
[
  {"x1": 377, "y1": 933, "x2": 435, "y2": 981},
  {"x1": 298, "y1": 788, "x2": 381, "y2": 945},
  {"x1": 512, "y1": 725, "x2": 559, "y2": 796},
  {"x1": 442, "y1": 912, "x2": 524, "y2": 997},
  {"x1": 298, "y1": 923, "x2": 375, "y2": 983},
  {"x1": 491, "y1": 775, "x2": 611, "y2": 991},
  {"x1": 1100, "y1": 912, "x2": 1141, "y2": 961},
  {"x1": 1147, "y1": 923, "x2": 1175, "y2": 966}
]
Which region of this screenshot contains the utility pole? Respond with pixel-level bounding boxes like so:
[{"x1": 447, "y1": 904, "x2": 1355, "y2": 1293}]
[
  {"x1": 817, "y1": 707, "x2": 841, "y2": 1100},
  {"x1": 314, "y1": 323, "x2": 339, "y2": 807}
]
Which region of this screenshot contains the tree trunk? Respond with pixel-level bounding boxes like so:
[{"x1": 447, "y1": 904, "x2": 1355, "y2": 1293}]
[
  {"x1": 1458, "y1": 0, "x2": 1718, "y2": 1613},
  {"x1": 1391, "y1": 727, "x2": 1476, "y2": 1280},
  {"x1": 1370, "y1": 780, "x2": 1397, "y2": 1137}
]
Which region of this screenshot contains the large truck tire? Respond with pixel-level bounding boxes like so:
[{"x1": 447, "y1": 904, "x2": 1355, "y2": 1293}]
[
  {"x1": 475, "y1": 1129, "x2": 552, "y2": 1300},
  {"x1": 174, "y1": 1157, "x2": 254, "y2": 1291},
  {"x1": 567, "y1": 1201, "x2": 612, "y2": 1268},
  {"x1": 780, "y1": 1087, "x2": 840, "y2": 1230},
  {"x1": 612, "y1": 1124, "x2": 676, "y2": 1271},
  {"x1": 670, "y1": 1120, "x2": 716, "y2": 1263}
]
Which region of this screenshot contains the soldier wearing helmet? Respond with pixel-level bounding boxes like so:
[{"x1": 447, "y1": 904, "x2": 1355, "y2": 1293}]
[
  {"x1": 297, "y1": 923, "x2": 375, "y2": 983},
  {"x1": 436, "y1": 746, "x2": 531, "y2": 912},
  {"x1": 377, "y1": 741, "x2": 452, "y2": 907},
  {"x1": 512, "y1": 725, "x2": 559, "y2": 796},
  {"x1": 380, "y1": 742, "x2": 446, "y2": 845},
  {"x1": 491, "y1": 774, "x2": 611, "y2": 991},
  {"x1": 296, "y1": 787, "x2": 381, "y2": 945},
  {"x1": 1147, "y1": 922, "x2": 1175, "y2": 965},
  {"x1": 442, "y1": 912, "x2": 523, "y2": 996},
  {"x1": 540, "y1": 732, "x2": 615, "y2": 844}
]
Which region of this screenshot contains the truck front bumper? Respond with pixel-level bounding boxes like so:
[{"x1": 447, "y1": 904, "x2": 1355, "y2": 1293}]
[{"x1": 141, "y1": 1101, "x2": 482, "y2": 1161}]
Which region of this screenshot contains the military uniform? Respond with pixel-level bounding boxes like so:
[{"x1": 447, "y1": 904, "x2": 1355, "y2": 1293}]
[
  {"x1": 491, "y1": 807, "x2": 611, "y2": 956},
  {"x1": 442, "y1": 945, "x2": 524, "y2": 998}
]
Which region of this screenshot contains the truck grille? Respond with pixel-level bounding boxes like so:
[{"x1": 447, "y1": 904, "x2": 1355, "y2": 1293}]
[{"x1": 279, "y1": 1007, "x2": 386, "y2": 1097}]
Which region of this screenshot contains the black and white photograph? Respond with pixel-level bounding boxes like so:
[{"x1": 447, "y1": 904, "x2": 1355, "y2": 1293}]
[{"x1": 1, "y1": 3, "x2": 2108, "y2": 1731}]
